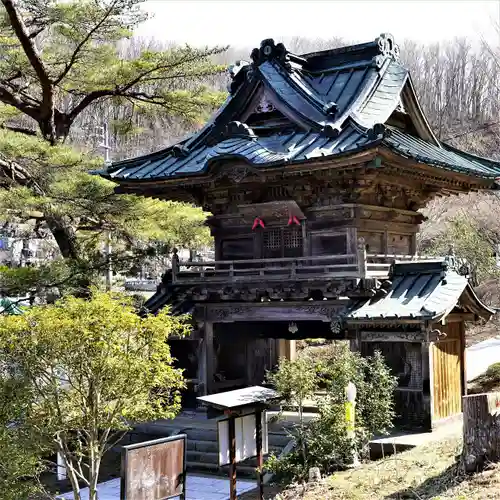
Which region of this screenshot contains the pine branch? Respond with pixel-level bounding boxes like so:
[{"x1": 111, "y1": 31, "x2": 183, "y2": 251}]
[
  {"x1": 53, "y1": 0, "x2": 120, "y2": 86},
  {"x1": 0, "y1": 85, "x2": 41, "y2": 121},
  {"x1": 0, "y1": 0, "x2": 52, "y2": 93},
  {"x1": 67, "y1": 48, "x2": 225, "y2": 122},
  {"x1": 0, "y1": 123, "x2": 37, "y2": 136}
]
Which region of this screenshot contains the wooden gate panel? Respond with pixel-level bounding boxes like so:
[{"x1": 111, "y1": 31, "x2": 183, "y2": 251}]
[{"x1": 432, "y1": 339, "x2": 461, "y2": 420}]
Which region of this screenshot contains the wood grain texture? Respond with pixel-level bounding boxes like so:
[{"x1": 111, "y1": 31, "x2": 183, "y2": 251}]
[{"x1": 462, "y1": 393, "x2": 500, "y2": 472}]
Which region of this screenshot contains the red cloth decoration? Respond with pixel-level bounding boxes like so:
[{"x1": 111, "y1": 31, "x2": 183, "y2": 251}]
[
  {"x1": 287, "y1": 214, "x2": 301, "y2": 226},
  {"x1": 252, "y1": 217, "x2": 265, "y2": 230}
]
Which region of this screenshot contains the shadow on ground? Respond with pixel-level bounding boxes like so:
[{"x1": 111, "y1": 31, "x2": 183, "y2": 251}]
[{"x1": 384, "y1": 461, "x2": 466, "y2": 500}]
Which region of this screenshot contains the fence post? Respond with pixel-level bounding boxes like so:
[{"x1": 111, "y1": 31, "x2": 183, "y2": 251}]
[{"x1": 462, "y1": 392, "x2": 500, "y2": 472}]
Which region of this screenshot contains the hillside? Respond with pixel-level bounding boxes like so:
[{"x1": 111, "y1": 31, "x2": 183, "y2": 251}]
[{"x1": 241, "y1": 434, "x2": 500, "y2": 499}]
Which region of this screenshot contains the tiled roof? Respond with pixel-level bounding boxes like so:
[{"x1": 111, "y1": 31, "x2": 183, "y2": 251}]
[
  {"x1": 104, "y1": 125, "x2": 500, "y2": 182},
  {"x1": 100, "y1": 34, "x2": 500, "y2": 183},
  {"x1": 384, "y1": 129, "x2": 500, "y2": 178},
  {"x1": 347, "y1": 260, "x2": 494, "y2": 321}
]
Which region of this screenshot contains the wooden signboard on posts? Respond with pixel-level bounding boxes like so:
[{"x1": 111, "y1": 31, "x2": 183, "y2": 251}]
[{"x1": 121, "y1": 434, "x2": 187, "y2": 500}]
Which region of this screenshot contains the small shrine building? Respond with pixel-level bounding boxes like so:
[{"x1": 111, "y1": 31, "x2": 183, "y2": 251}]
[{"x1": 100, "y1": 34, "x2": 499, "y2": 430}]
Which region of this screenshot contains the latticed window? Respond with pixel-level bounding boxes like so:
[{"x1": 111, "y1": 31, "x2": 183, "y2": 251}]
[{"x1": 263, "y1": 227, "x2": 303, "y2": 258}]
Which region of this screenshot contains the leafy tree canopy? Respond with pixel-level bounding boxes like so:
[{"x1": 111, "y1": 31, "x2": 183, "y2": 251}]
[
  {"x1": 424, "y1": 214, "x2": 499, "y2": 285},
  {"x1": 0, "y1": 289, "x2": 189, "y2": 499}
]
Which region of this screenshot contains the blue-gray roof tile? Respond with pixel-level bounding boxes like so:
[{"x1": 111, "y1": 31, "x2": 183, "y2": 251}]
[
  {"x1": 347, "y1": 261, "x2": 472, "y2": 321},
  {"x1": 100, "y1": 34, "x2": 500, "y2": 184}
]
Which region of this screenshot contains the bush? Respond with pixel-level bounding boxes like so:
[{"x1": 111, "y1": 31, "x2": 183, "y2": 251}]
[
  {"x1": 485, "y1": 362, "x2": 500, "y2": 380},
  {"x1": 265, "y1": 343, "x2": 397, "y2": 483}
]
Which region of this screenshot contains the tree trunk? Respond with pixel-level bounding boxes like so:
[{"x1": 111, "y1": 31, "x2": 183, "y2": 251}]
[
  {"x1": 45, "y1": 215, "x2": 79, "y2": 260},
  {"x1": 462, "y1": 392, "x2": 500, "y2": 472},
  {"x1": 45, "y1": 215, "x2": 92, "y2": 295},
  {"x1": 55, "y1": 439, "x2": 82, "y2": 500}
]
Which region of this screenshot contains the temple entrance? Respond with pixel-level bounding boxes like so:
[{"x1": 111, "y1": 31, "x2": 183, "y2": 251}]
[
  {"x1": 169, "y1": 339, "x2": 199, "y2": 408},
  {"x1": 213, "y1": 324, "x2": 277, "y2": 393},
  {"x1": 210, "y1": 320, "x2": 341, "y2": 394}
]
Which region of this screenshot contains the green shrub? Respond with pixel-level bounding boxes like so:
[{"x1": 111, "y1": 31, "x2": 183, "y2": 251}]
[
  {"x1": 485, "y1": 362, "x2": 500, "y2": 380},
  {"x1": 264, "y1": 343, "x2": 397, "y2": 483}
]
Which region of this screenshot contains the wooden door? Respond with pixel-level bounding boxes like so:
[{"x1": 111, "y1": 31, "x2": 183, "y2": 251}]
[{"x1": 432, "y1": 339, "x2": 462, "y2": 420}]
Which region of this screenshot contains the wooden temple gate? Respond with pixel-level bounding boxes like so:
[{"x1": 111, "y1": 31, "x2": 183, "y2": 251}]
[{"x1": 100, "y1": 34, "x2": 499, "y2": 430}]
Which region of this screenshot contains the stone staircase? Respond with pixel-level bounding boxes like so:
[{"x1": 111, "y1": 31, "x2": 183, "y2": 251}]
[{"x1": 125, "y1": 412, "x2": 292, "y2": 478}]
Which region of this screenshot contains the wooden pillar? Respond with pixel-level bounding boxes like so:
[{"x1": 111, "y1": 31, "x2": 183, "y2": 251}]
[
  {"x1": 255, "y1": 409, "x2": 264, "y2": 500},
  {"x1": 460, "y1": 320, "x2": 467, "y2": 400},
  {"x1": 205, "y1": 321, "x2": 214, "y2": 395},
  {"x1": 301, "y1": 220, "x2": 309, "y2": 256},
  {"x1": 349, "y1": 330, "x2": 361, "y2": 353},
  {"x1": 228, "y1": 415, "x2": 237, "y2": 500},
  {"x1": 278, "y1": 339, "x2": 296, "y2": 361},
  {"x1": 428, "y1": 341, "x2": 436, "y2": 428}
]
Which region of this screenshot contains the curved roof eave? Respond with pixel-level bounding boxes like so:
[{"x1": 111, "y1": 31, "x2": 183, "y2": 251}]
[
  {"x1": 462, "y1": 283, "x2": 496, "y2": 320},
  {"x1": 107, "y1": 142, "x2": 382, "y2": 185},
  {"x1": 400, "y1": 77, "x2": 440, "y2": 145}
]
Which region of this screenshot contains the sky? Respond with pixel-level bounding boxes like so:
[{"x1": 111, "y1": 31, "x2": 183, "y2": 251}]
[{"x1": 135, "y1": 0, "x2": 500, "y2": 49}]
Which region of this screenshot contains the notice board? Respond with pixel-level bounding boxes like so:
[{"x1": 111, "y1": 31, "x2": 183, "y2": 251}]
[
  {"x1": 217, "y1": 412, "x2": 268, "y2": 466},
  {"x1": 121, "y1": 434, "x2": 186, "y2": 500}
]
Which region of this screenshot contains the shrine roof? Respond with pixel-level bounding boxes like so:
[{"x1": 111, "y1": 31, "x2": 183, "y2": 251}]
[
  {"x1": 99, "y1": 34, "x2": 500, "y2": 186},
  {"x1": 347, "y1": 260, "x2": 495, "y2": 322}
]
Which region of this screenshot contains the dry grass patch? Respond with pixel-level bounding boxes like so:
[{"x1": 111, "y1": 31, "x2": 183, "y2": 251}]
[{"x1": 271, "y1": 437, "x2": 500, "y2": 499}]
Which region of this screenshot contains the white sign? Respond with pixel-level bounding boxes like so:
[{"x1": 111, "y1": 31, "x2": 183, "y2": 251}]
[{"x1": 217, "y1": 413, "x2": 268, "y2": 466}]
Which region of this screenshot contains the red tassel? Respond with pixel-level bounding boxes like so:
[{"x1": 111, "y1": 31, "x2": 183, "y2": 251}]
[
  {"x1": 252, "y1": 217, "x2": 265, "y2": 230},
  {"x1": 288, "y1": 215, "x2": 300, "y2": 226}
]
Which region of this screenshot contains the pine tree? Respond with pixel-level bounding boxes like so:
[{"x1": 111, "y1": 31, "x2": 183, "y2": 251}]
[{"x1": 0, "y1": 0, "x2": 225, "y2": 295}]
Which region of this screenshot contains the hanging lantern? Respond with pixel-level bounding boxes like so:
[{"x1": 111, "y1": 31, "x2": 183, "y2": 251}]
[{"x1": 252, "y1": 217, "x2": 265, "y2": 230}]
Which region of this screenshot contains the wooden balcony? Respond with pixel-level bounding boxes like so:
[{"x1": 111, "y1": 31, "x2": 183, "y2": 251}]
[{"x1": 170, "y1": 248, "x2": 434, "y2": 286}]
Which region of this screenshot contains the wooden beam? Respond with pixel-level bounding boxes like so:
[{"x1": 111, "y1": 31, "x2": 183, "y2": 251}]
[
  {"x1": 446, "y1": 313, "x2": 476, "y2": 322},
  {"x1": 360, "y1": 330, "x2": 426, "y2": 342}
]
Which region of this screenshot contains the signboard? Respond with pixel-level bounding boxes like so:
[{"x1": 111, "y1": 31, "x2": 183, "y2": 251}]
[
  {"x1": 217, "y1": 412, "x2": 268, "y2": 466},
  {"x1": 121, "y1": 434, "x2": 186, "y2": 500}
]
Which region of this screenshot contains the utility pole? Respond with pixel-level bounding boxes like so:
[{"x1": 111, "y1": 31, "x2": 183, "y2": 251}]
[{"x1": 100, "y1": 122, "x2": 113, "y2": 291}]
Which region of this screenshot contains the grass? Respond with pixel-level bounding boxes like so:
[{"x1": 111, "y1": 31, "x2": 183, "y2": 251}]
[{"x1": 264, "y1": 436, "x2": 500, "y2": 500}]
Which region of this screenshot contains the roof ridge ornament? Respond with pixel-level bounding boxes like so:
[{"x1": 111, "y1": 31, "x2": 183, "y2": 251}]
[
  {"x1": 375, "y1": 33, "x2": 400, "y2": 61},
  {"x1": 367, "y1": 123, "x2": 392, "y2": 140},
  {"x1": 228, "y1": 60, "x2": 251, "y2": 94},
  {"x1": 250, "y1": 39, "x2": 305, "y2": 70},
  {"x1": 172, "y1": 144, "x2": 188, "y2": 158}
]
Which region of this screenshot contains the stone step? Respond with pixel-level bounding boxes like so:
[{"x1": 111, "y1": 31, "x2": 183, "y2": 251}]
[
  {"x1": 184, "y1": 428, "x2": 218, "y2": 442},
  {"x1": 187, "y1": 450, "x2": 219, "y2": 463},
  {"x1": 268, "y1": 432, "x2": 292, "y2": 448},
  {"x1": 187, "y1": 439, "x2": 219, "y2": 453}
]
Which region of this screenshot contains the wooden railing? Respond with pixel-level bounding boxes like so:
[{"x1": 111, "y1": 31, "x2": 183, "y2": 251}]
[
  {"x1": 168, "y1": 241, "x2": 441, "y2": 285},
  {"x1": 172, "y1": 254, "x2": 359, "y2": 284}
]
